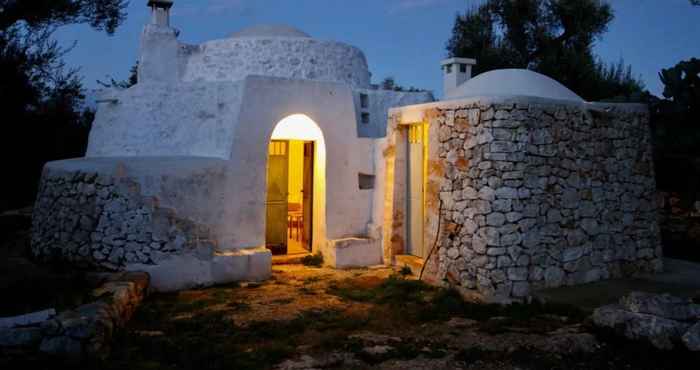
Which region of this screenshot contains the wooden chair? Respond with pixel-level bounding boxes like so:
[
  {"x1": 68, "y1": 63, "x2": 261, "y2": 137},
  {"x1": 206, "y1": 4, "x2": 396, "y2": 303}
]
[{"x1": 287, "y1": 203, "x2": 304, "y2": 241}]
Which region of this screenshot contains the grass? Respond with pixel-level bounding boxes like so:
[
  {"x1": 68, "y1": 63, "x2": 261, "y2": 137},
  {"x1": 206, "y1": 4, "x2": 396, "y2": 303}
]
[
  {"x1": 102, "y1": 286, "x2": 373, "y2": 370},
  {"x1": 303, "y1": 276, "x2": 322, "y2": 284},
  {"x1": 4, "y1": 267, "x2": 695, "y2": 370},
  {"x1": 106, "y1": 298, "x2": 301, "y2": 370},
  {"x1": 327, "y1": 273, "x2": 587, "y2": 333}
]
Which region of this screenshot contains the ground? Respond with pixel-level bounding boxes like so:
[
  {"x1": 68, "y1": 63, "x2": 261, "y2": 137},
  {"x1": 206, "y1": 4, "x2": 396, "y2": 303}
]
[
  {"x1": 0, "y1": 208, "x2": 93, "y2": 317},
  {"x1": 103, "y1": 265, "x2": 699, "y2": 370},
  {"x1": 2, "y1": 211, "x2": 700, "y2": 369}
]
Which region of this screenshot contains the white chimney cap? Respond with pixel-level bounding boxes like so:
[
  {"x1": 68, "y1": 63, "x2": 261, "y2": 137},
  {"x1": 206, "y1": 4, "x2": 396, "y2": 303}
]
[
  {"x1": 148, "y1": 0, "x2": 174, "y2": 8},
  {"x1": 441, "y1": 58, "x2": 477, "y2": 67}
]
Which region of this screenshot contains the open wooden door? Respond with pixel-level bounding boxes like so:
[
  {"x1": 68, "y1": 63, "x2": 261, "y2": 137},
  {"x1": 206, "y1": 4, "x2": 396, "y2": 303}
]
[
  {"x1": 302, "y1": 142, "x2": 314, "y2": 251},
  {"x1": 407, "y1": 124, "x2": 427, "y2": 258},
  {"x1": 266, "y1": 140, "x2": 289, "y2": 254}
]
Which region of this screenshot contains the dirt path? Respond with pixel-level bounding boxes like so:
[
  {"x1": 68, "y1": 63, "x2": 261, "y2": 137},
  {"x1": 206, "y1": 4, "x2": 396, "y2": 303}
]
[{"x1": 99, "y1": 265, "x2": 698, "y2": 370}]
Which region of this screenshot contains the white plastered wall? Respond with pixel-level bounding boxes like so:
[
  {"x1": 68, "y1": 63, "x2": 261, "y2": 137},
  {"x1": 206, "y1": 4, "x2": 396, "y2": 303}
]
[
  {"x1": 87, "y1": 81, "x2": 244, "y2": 159},
  {"x1": 216, "y1": 76, "x2": 376, "y2": 252}
]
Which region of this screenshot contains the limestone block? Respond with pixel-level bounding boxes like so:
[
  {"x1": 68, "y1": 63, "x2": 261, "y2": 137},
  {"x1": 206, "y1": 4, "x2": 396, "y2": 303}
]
[
  {"x1": 592, "y1": 304, "x2": 691, "y2": 350},
  {"x1": 0, "y1": 309, "x2": 56, "y2": 329},
  {"x1": 0, "y1": 327, "x2": 43, "y2": 347},
  {"x1": 683, "y1": 322, "x2": 700, "y2": 351},
  {"x1": 328, "y1": 238, "x2": 383, "y2": 269},
  {"x1": 620, "y1": 292, "x2": 700, "y2": 322}
]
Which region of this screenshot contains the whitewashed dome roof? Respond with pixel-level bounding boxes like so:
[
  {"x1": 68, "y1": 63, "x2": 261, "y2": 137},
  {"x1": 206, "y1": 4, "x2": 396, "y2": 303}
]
[
  {"x1": 230, "y1": 24, "x2": 311, "y2": 39},
  {"x1": 447, "y1": 69, "x2": 584, "y2": 102}
]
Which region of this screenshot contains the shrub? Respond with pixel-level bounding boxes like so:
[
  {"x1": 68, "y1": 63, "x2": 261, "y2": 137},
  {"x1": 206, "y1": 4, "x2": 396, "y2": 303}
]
[{"x1": 301, "y1": 252, "x2": 324, "y2": 267}]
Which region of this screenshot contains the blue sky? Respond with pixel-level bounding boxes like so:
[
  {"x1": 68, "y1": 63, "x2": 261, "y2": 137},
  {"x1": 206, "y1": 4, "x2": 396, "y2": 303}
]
[{"x1": 54, "y1": 0, "x2": 700, "y2": 98}]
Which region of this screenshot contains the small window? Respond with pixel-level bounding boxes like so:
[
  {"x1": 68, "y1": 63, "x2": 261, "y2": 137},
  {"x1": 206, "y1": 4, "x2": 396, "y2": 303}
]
[
  {"x1": 359, "y1": 173, "x2": 375, "y2": 190},
  {"x1": 361, "y1": 112, "x2": 370, "y2": 124},
  {"x1": 360, "y1": 93, "x2": 369, "y2": 109},
  {"x1": 268, "y1": 141, "x2": 287, "y2": 156},
  {"x1": 445, "y1": 64, "x2": 453, "y2": 74},
  {"x1": 459, "y1": 64, "x2": 467, "y2": 73}
]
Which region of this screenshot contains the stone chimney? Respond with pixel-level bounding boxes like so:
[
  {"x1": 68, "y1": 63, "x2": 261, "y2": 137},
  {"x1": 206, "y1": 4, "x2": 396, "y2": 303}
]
[
  {"x1": 441, "y1": 58, "x2": 477, "y2": 98},
  {"x1": 139, "y1": 0, "x2": 179, "y2": 83},
  {"x1": 148, "y1": 0, "x2": 174, "y2": 27}
]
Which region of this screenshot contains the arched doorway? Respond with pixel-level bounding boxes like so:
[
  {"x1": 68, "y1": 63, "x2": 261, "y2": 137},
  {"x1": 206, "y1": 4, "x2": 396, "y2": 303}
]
[{"x1": 265, "y1": 114, "x2": 326, "y2": 256}]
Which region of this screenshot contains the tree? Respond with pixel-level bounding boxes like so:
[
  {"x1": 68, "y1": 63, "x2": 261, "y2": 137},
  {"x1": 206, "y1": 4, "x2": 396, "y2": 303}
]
[
  {"x1": 0, "y1": 0, "x2": 128, "y2": 34},
  {"x1": 97, "y1": 61, "x2": 138, "y2": 89},
  {"x1": 446, "y1": 0, "x2": 645, "y2": 101},
  {"x1": 379, "y1": 77, "x2": 428, "y2": 92},
  {"x1": 0, "y1": 0, "x2": 128, "y2": 212},
  {"x1": 656, "y1": 58, "x2": 700, "y2": 127}
]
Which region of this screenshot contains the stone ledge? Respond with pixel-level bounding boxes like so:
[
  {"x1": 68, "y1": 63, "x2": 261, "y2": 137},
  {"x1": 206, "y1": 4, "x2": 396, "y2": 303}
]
[
  {"x1": 324, "y1": 238, "x2": 383, "y2": 269},
  {"x1": 127, "y1": 247, "x2": 272, "y2": 292}
]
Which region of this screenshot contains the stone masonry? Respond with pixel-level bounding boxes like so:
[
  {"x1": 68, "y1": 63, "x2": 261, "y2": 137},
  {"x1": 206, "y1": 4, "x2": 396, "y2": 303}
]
[
  {"x1": 0, "y1": 272, "x2": 149, "y2": 360},
  {"x1": 418, "y1": 98, "x2": 661, "y2": 301},
  {"x1": 31, "y1": 165, "x2": 215, "y2": 270}
]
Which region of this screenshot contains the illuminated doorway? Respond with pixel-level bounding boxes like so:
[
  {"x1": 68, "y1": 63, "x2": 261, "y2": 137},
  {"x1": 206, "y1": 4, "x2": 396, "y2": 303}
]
[
  {"x1": 265, "y1": 115, "x2": 326, "y2": 256},
  {"x1": 407, "y1": 122, "x2": 428, "y2": 258}
]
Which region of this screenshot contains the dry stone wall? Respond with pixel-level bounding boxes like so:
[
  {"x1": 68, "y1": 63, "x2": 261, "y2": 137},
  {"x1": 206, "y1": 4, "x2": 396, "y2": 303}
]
[
  {"x1": 180, "y1": 37, "x2": 372, "y2": 88},
  {"x1": 430, "y1": 98, "x2": 661, "y2": 301},
  {"x1": 0, "y1": 272, "x2": 149, "y2": 360},
  {"x1": 32, "y1": 167, "x2": 214, "y2": 270}
]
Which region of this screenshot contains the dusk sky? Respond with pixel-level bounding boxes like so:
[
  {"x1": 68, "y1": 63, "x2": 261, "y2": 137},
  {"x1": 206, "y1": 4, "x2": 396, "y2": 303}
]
[{"x1": 54, "y1": 0, "x2": 700, "y2": 98}]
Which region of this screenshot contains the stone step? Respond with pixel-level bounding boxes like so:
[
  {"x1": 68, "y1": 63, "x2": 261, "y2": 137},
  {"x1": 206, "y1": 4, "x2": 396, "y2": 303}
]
[{"x1": 272, "y1": 253, "x2": 311, "y2": 265}]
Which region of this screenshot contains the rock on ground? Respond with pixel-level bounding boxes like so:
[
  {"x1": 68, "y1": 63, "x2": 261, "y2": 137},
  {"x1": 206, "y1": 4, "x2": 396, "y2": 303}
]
[
  {"x1": 682, "y1": 322, "x2": 700, "y2": 351},
  {"x1": 592, "y1": 292, "x2": 700, "y2": 351}
]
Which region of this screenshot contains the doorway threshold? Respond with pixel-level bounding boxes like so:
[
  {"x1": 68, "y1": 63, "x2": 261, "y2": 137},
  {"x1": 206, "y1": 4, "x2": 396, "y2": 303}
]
[{"x1": 272, "y1": 252, "x2": 312, "y2": 265}]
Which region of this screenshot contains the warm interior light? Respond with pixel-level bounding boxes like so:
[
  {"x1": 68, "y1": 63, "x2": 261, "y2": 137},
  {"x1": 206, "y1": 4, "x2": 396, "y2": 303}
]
[
  {"x1": 271, "y1": 114, "x2": 325, "y2": 141},
  {"x1": 268, "y1": 114, "x2": 327, "y2": 254}
]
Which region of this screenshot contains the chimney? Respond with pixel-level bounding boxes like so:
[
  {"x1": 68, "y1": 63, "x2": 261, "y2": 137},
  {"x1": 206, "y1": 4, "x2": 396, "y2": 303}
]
[
  {"x1": 139, "y1": 0, "x2": 179, "y2": 83},
  {"x1": 441, "y1": 57, "x2": 477, "y2": 98},
  {"x1": 148, "y1": 0, "x2": 174, "y2": 27}
]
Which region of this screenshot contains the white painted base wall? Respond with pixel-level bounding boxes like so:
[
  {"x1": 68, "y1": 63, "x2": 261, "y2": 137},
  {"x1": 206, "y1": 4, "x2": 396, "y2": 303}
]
[{"x1": 126, "y1": 247, "x2": 272, "y2": 292}]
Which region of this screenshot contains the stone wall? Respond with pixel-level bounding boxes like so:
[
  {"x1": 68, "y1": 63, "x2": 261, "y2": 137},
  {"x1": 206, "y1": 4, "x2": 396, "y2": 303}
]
[
  {"x1": 179, "y1": 37, "x2": 372, "y2": 88},
  {"x1": 32, "y1": 166, "x2": 214, "y2": 270},
  {"x1": 0, "y1": 272, "x2": 149, "y2": 360},
  {"x1": 396, "y1": 97, "x2": 662, "y2": 301}
]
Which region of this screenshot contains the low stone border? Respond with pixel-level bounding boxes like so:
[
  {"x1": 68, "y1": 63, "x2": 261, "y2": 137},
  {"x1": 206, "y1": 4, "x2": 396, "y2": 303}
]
[{"x1": 0, "y1": 272, "x2": 149, "y2": 360}]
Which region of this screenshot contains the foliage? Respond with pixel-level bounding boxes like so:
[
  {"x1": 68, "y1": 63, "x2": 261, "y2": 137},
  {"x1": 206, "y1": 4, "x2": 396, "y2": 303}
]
[
  {"x1": 97, "y1": 61, "x2": 138, "y2": 89},
  {"x1": 658, "y1": 58, "x2": 700, "y2": 125},
  {"x1": 649, "y1": 58, "x2": 700, "y2": 199},
  {"x1": 327, "y1": 274, "x2": 586, "y2": 325},
  {"x1": 649, "y1": 58, "x2": 700, "y2": 159},
  {"x1": 446, "y1": 0, "x2": 645, "y2": 102},
  {"x1": 0, "y1": 0, "x2": 128, "y2": 35},
  {"x1": 379, "y1": 76, "x2": 428, "y2": 92},
  {"x1": 0, "y1": 0, "x2": 127, "y2": 212}
]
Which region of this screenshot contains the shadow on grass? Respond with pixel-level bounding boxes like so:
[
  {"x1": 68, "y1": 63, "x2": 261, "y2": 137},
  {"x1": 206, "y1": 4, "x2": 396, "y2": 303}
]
[{"x1": 327, "y1": 274, "x2": 586, "y2": 329}]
